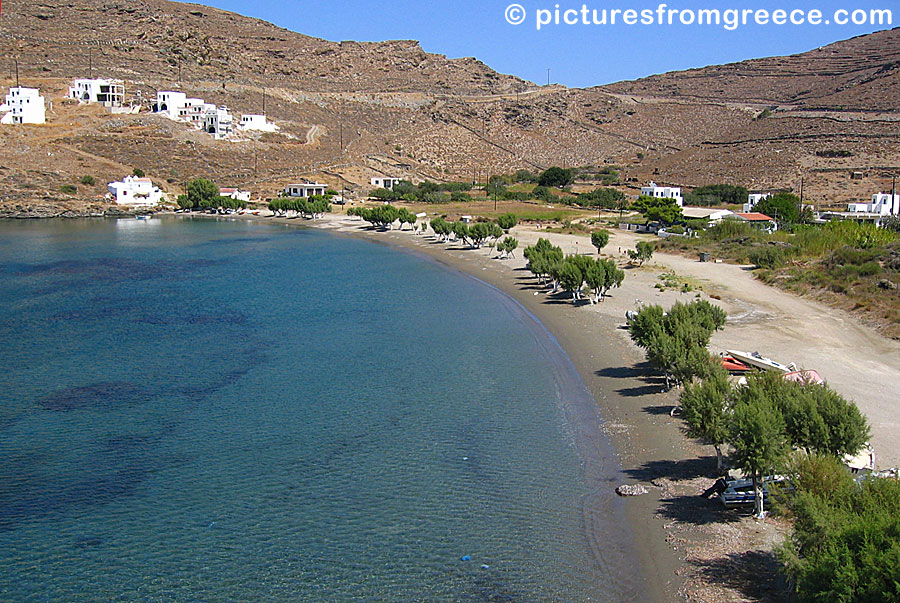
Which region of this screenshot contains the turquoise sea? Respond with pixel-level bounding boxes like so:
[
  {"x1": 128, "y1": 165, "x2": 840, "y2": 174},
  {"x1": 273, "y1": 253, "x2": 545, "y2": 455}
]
[{"x1": 0, "y1": 217, "x2": 643, "y2": 601}]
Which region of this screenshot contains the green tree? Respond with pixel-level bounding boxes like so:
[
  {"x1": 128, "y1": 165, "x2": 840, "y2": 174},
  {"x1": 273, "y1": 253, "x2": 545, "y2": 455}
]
[
  {"x1": 132, "y1": 168, "x2": 145, "y2": 178},
  {"x1": 579, "y1": 187, "x2": 626, "y2": 210},
  {"x1": 628, "y1": 241, "x2": 654, "y2": 266},
  {"x1": 628, "y1": 300, "x2": 727, "y2": 387},
  {"x1": 685, "y1": 184, "x2": 749, "y2": 207},
  {"x1": 532, "y1": 185, "x2": 553, "y2": 202},
  {"x1": 755, "y1": 192, "x2": 801, "y2": 226},
  {"x1": 397, "y1": 208, "x2": 417, "y2": 230},
  {"x1": 498, "y1": 236, "x2": 518, "y2": 259},
  {"x1": 176, "y1": 195, "x2": 193, "y2": 210},
  {"x1": 680, "y1": 364, "x2": 731, "y2": 471},
  {"x1": 729, "y1": 375, "x2": 790, "y2": 517},
  {"x1": 777, "y1": 454, "x2": 900, "y2": 602},
  {"x1": 557, "y1": 260, "x2": 584, "y2": 303},
  {"x1": 186, "y1": 178, "x2": 219, "y2": 209},
  {"x1": 452, "y1": 220, "x2": 471, "y2": 244},
  {"x1": 80, "y1": 175, "x2": 96, "y2": 186},
  {"x1": 496, "y1": 213, "x2": 518, "y2": 231},
  {"x1": 591, "y1": 230, "x2": 610, "y2": 254},
  {"x1": 632, "y1": 195, "x2": 683, "y2": 224},
  {"x1": 538, "y1": 166, "x2": 575, "y2": 188},
  {"x1": 524, "y1": 238, "x2": 563, "y2": 285}
]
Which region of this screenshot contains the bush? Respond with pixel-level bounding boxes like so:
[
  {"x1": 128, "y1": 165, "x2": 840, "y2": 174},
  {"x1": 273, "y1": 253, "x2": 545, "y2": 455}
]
[
  {"x1": 538, "y1": 167, "x2": 575, "y2": 188},
  {"x1": 778, "y1": 455, "x2": 900, "y2": 602},
  {"x1": 858, "y1": 261, "x2": 882, "y2": 277},
  {"x1": 749, "y1": 246, "x2": 786, "y2": 269},
  {"x1": 60, "y1": 184, "x2": 77, "y2": 194},
  {"x1": 80, "y1": 175, "x2": 95, "y2": 186},
  {"x1": 132, "y1": 168, "x2": 145, "y2": 178}
]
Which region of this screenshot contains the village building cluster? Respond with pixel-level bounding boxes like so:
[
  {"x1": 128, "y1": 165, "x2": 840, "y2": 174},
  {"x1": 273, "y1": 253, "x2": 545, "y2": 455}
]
[{"x1": 2, "y1": 80, "x2": 900, "y2": 225}]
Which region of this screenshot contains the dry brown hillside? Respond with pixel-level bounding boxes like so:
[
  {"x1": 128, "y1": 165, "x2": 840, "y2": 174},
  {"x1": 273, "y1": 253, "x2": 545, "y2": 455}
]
[
  {"x1": 1, "y1": 0, "x2": 899, "y2": 215},
  {"x1": 603, "y1": 28, "x2": 900, "y2": 111}
]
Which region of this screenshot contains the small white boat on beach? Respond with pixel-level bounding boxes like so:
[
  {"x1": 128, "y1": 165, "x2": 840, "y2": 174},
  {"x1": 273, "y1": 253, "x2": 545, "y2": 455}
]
[{"x1": 726, "y1": 349, "x2": 794, "y2": 373}]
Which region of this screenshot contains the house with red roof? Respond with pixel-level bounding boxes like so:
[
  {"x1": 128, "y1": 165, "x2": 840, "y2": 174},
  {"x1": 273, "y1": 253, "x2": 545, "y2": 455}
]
[{"x1": 728, "y1": 212, "x2": 777, "y2": 232}]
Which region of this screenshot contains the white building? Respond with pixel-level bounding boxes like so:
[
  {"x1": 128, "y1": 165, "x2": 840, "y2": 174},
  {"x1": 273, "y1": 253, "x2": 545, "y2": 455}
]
[
  {"x1": 238, "y1": 114, "x2": 278, "y2": 132},
  {"x1": 153, "y1": 91, "x2": 187, "y2": 120},
  {"x1": 1, "y1": 87, "x2": 46, "y2": 124},
  {"x1": 284, "y1": 183, "x2": 327, "y2": 198},
  {"x1": 641, "y1": 181, "x2": 683, "y2": 206},
  {"x1": 744, "y1": 193, "x2": 773, "y2": 213},
  {"x1": 219, "y1": 187, "x2": 251, "y2": 202},
  {"x1": 848, "y1": 193, "x2": 900, "y2": 216},
  {"x1": 682, "y1": 207, "x2": 735, "y2": 224},
  {"x1": 107, "y1": 175, "x2": 163, "y2": 206},
  {"x1": 371, "y1": 177, "x2": 402, "y2": 190},
  {"x1": 204, "y1": 105, "x2": 233, "y2": 140},
  {"x1": 175, "y1": 98, "x2": 206, "y2": 126},
  {"x1": 68, "y1": 79, "x2": 125, "y2": 107}
]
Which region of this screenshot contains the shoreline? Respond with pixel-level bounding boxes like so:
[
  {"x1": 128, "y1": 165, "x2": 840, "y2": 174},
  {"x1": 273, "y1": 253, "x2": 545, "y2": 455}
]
[
  {"x1": 103, "y1": 209, "x2": 900, "y2": 599},
  {"x1": 205, "y1": 211, "x2": 691, "y2": 601},
  {"x1": 237, "y1": 207, "x2": 900, "y2": 597}
]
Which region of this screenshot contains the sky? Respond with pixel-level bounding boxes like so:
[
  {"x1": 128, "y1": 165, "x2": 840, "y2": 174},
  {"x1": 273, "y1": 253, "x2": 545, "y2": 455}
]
[{"x1": 195, "y1": 0, "x2": 894, "y2": 87}]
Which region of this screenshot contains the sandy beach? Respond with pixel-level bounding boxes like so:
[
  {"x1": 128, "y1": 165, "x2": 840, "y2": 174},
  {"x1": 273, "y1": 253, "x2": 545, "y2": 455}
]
[{"x1": 215, "y1": 208, "x2": 900, "y2": 601}]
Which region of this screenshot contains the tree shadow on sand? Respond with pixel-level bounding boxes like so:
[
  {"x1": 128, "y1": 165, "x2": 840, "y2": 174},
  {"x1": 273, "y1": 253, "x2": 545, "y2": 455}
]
[
  {"x1": 625, "y1": 456, "x2": 719, "y2": 482},
  {"x1": 656, "y1": 493, "x2": 744, "y2": 525},
  {"x1": 595, "y1": 362, "x2": 668, "y2": 398},
  {"x1": 689, "y1": 549, "x2": 791, "y2": 600}
]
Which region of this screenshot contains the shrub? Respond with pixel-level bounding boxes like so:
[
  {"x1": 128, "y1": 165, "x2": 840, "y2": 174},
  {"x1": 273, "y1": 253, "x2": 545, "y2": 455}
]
[
  {"x1": 858, "y1": 261, "x2": 883, "y2": 277},
  {"x1": 80, "y1": 175, "x2": 95, "y2": 186},
  {"x1": 749, "y1": 246, "x2": 786, "y2": 269},
  {"x1": 132, "y1": 168, "x2": 145, "y2": 178},
  {"x1": 60, "y1": 184, "x2": 77, "y2": 194}
]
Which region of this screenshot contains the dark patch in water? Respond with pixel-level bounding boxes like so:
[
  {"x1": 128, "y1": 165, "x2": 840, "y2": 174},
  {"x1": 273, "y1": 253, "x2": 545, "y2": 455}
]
[
  {"x1": 0, "y1": 462, "x2": 151, "y2": 533},
  {"x1": 5, "y1": 257, "x2": 230, "y2": 284},
  {"x1": 50, "y1": 302, "x2": 249, "y2": 328},
  {"x1": 74, "y1": 536, "x2": 105, "y2": 549},
  {"x1": 38, "y1": 382, "x2": 155, "y2": 412}
]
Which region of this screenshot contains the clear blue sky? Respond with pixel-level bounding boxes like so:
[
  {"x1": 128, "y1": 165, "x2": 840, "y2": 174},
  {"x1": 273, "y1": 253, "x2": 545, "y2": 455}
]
[{"x1": 195, "y1": 0, "x2": 894, "y2": 87}]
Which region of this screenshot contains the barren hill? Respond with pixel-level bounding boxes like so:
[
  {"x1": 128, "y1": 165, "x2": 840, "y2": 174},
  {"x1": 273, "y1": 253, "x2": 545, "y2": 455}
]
[
  {"x1": 1, "y1": 0, "x2": 899, "y2": 214},
  {"x1": 603, "y1": 28, "x2": 900, "y2": 112}
]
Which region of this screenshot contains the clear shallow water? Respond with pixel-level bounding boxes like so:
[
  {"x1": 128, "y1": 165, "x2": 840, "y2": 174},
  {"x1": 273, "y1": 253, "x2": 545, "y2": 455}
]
[{"x1": 0, "y1": 217, "x2": 643, "y2": 601}]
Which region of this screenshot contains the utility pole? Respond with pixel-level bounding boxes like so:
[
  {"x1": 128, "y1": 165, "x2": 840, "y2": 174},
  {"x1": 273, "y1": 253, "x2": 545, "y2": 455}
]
[
  {"x1": 546, "y1": 68, "x2": 550, "y2": 86},
  {"x1": 799, "y1": 176, "x2": 804, "y2": 208},
  {"x1": 89, "y1": 48, "x2": 92, "y2": 79},
  {"x1": 262, "y1": 88, "x2": 266, "y2": 114},
  {"x1": 15, "y1": 59, "x2": 19, "y2": 87}
]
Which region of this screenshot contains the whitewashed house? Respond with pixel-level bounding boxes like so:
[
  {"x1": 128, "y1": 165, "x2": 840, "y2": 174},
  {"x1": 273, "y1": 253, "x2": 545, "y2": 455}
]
[
  {"x1": 176, "y1": 98, "x2": 206, "y2": 126},
  {"x1": 284, "y1": 182, "x2": 327, "y2": 198},
  {"x1": 848, "y1": 193, "x2": 900, "y2": 216},
  {"x1": 204, "y1": 105, "x2": 233, "y2": 139},
  {"x1": 641, "y1": 182, "x2": 683, "y2": 206},
  {"x1": 153, "y1": 91, "x2": 187, "y2": 120},
  {"x1": 238, "y1": 114, "x2": 278, "y2": 132},
  {"x1": 107, "y1": 175, "x2": 163, "y2": 206},
  {"x1": 219, "y1": 187, "x2": 251, "y2": 202},
  {"x1": 1, "y1": 87, "x2": 46, "y2": 124},
  {"x1": 68, "y1": 79, "x2": 125, "y2": 107},
  {"x1": 744, "y1": 193, "x2": 773, "y2": 213},
  {"x1": 371, "y1": 177, "x2": 402, "y2": 189}
]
